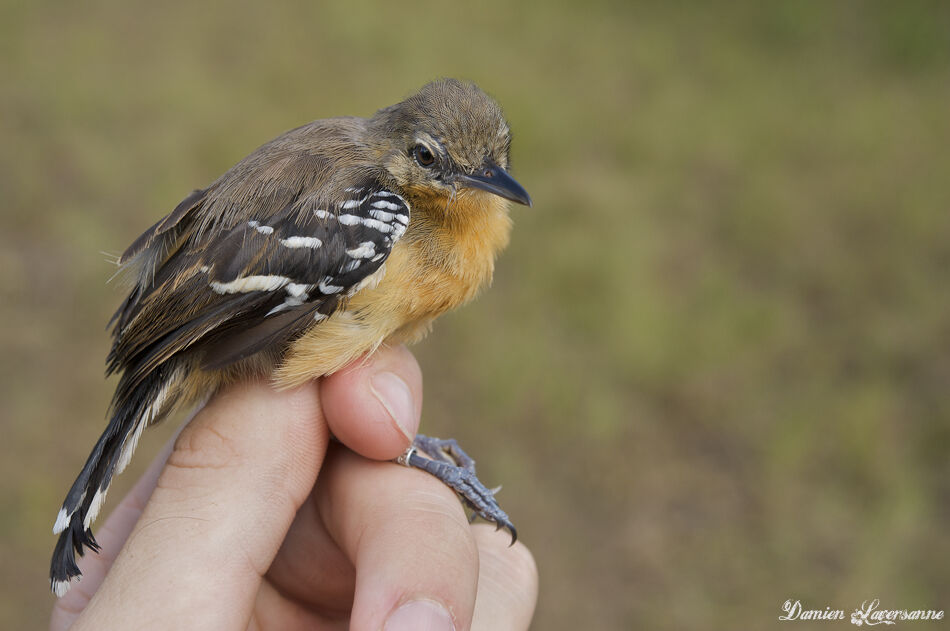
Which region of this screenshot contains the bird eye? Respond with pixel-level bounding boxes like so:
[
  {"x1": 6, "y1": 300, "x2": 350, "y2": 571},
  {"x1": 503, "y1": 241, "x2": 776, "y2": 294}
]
[{"x1": 412, "y1": 144, "x2": 436, "y2": 168}]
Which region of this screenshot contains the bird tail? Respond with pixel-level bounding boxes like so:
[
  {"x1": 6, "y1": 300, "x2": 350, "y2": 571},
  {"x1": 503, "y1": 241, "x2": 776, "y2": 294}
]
[{"x1": 50, "y1": 365, "x2": 182, "y2": 596}]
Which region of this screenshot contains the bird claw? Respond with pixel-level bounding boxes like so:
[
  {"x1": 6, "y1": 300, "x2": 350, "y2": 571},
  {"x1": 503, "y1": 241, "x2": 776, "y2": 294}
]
[{"x1": 398, "y1": 434, "x2": 517, "y2": 544}]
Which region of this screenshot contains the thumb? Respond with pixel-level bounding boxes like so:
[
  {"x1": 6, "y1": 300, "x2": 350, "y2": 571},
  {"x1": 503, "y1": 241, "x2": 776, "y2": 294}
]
[{"x1": 72, "y1": 379, "x2": 328, "y2": 630}]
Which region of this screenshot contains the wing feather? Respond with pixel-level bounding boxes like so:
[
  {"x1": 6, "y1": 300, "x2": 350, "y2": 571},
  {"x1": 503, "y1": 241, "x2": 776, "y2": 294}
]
[{"x1": 108, "y1": 164, "x2": 409, "y2": 382}]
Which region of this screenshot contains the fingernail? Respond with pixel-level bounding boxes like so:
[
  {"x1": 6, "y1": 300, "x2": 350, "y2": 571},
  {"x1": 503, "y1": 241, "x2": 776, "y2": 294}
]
[
  {"x1": 384, "y1": 599, "x2": 455, "y2": 631},
  {"x1": 370, "y1": 371, "x2": 416, "y2": 440}
]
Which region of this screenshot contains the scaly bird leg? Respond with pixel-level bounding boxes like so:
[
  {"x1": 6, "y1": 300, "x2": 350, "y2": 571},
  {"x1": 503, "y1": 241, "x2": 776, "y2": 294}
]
[{"x1": 397, "y1": 434, "x2": 516, "y2": 544}]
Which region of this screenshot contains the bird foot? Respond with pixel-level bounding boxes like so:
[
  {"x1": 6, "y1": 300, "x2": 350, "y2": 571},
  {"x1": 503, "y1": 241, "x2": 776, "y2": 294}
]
[{"x1": 397, "y1": 434, "x2": 517, "y2": 544}]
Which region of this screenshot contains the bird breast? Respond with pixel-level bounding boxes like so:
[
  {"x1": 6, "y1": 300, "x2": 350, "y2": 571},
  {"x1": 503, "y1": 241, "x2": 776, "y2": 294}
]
[{"x1": 273, "y1": 192, "x2": 512, "y2": 387}]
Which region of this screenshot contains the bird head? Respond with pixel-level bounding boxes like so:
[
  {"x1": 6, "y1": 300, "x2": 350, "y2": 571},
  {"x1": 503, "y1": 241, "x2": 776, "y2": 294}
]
[{"x1": 371, "y1": 79, "x2": 532, "y2": 208}]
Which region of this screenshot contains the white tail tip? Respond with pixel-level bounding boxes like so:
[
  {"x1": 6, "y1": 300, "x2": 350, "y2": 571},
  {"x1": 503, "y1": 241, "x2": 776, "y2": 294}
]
[
  {"x1": 52, "y1": 578, "x2": 71, "y2": 598},
  {"x1": 53, "y1": 507, "x2": 69, "y2": 535}
]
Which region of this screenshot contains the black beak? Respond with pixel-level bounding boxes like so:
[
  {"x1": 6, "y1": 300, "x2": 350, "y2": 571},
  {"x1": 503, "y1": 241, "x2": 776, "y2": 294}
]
[{"x1": 457, "y1": 162, "x2": 533, "y2": 207}]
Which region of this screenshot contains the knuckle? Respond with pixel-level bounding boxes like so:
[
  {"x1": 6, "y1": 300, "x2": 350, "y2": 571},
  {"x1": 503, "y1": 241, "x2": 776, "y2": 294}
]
[
  {"x1": 388, "y1": 485, "x2": 479, "y2": 562},
  {"x1": 168, "y1": 420, "x2": 244, "y2": 472}
]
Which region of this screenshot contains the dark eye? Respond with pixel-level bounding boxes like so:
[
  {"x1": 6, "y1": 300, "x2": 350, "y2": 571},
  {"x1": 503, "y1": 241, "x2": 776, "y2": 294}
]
[{"x1": 412, "y1": 144, "x2": 435, "y2": 167}]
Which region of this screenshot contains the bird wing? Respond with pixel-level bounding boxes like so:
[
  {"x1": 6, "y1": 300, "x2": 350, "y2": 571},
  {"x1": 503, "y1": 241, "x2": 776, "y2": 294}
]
[{"x1": 108, "y1": 174, "x2": 410, "y2": 390}]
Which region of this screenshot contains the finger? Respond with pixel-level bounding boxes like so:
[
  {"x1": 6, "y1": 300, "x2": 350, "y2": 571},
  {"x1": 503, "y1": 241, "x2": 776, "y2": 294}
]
[
  {"x1": 321, "y1": 344, "x2": 422, "y2": 461},
  {"x1": 73, "y1": 380, "x2": 328, "y2": 630},
  {"x1": 263, "y1": 475, "x2": 356, "y2": 617},
  {"x1": 316, "y1": 446, "x2": 479, "y2": 631},
  {"x1": 470, "y1": 525, "x2": 538, "y2": 631},
  {"x1": 261, "y1": 345, "x2": 424, "y2": 614}
]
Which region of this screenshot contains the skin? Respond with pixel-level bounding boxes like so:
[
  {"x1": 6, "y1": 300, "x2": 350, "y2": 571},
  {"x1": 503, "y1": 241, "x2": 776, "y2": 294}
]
[{"x1": 50, "y1": 345, "x2": 537, "y2": 631}]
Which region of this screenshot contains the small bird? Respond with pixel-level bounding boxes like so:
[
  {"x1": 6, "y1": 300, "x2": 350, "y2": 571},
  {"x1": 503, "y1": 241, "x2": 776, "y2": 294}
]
[{"x1": 50, "y1": 79, "x2": 531, "y2": 596}]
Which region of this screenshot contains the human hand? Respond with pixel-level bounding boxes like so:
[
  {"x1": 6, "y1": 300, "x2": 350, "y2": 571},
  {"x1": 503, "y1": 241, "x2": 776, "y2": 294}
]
[{"x1": 50, "y1": 345, "x2": 538, "y2": 630}]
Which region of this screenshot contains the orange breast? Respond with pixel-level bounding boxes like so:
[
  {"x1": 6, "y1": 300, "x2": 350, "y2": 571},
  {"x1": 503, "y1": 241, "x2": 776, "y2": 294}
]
[{"x1": 274, "y1": 191, "x2": 512, "y2": 387}]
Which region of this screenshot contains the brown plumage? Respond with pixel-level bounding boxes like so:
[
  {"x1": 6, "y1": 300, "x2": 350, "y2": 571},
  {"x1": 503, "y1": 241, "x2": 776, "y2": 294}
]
[{"x1": 50, "y1": 78, "x2": 531, "y2": 596}]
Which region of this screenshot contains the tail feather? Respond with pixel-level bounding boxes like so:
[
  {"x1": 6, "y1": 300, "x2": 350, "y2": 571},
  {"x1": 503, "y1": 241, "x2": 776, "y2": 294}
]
[
  {"x1": 50, "y1": 517, "x2": 100, "y2": 597},
  {"x1": 50, "y1": 365, "x2": 182, "y2": 596},
  {"x1": 52, "y1": 429, "x2": 114, "y2": 537}
]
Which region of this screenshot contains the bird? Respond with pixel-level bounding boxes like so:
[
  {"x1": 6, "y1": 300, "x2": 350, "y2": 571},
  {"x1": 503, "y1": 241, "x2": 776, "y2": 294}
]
[{"x1": 50, "y1": 78, "x2": 531, "y2": 597}]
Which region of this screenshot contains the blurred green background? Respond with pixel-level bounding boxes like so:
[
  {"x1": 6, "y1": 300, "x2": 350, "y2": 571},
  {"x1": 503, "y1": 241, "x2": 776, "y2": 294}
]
[{"x1": 3, "y1": 1, "x2": 949, "y2": 628}]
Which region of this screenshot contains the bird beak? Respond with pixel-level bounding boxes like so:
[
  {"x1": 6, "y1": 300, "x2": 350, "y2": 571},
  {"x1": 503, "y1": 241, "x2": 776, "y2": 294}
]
[{"x1": 457, "y1": 162, "x2": 533, "y2": 207}]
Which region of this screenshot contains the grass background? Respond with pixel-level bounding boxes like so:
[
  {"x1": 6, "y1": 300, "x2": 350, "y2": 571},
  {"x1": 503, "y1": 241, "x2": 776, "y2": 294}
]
[{"x1": 3, "y1": 1, "x2": 949, "y2": 628}]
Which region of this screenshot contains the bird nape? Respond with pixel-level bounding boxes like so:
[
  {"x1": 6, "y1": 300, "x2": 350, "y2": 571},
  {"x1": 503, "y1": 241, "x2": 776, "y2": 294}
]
[{"x1": 50, "y1": 78, "x2": 531, "y2": 597}]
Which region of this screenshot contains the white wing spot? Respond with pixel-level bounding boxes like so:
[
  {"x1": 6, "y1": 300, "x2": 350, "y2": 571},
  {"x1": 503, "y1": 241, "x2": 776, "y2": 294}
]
[
  {"x1": 247, "y1": 220, "x2": 274, "y2": 235},
  {"x1": 369, "y1": 209, "x2": 396, "y2": 222},
  {"x1": 372, "y1": 200, "x2": 402, "y2": 211},
  {"x1": 266, "y1": 283, "x2": 313, "y2": 316},
  {"x1": 318, "y1": 279, "x2": 344, "y2": 294},
  {"x1": 346, "y1": 242, "x2": 377, "y2": 259},
  {"x1": 211, "y1": 275, "x2": 291, "y2": 294},
  {"x1": 280, "y1": 236, "x2": 322, "y2": 249},
  {"x1": 364, "y1": 218, "x2": 393, "y2": 233},
  {"x1": 286, "y1": 283, "x2": 310, "y2": 298},
  {"x1": 314, "y1": 209, "x2": 333, "y2": 220},
  {"x1": 337, "y1": 215, "x2": 396, "y2": 233}
]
